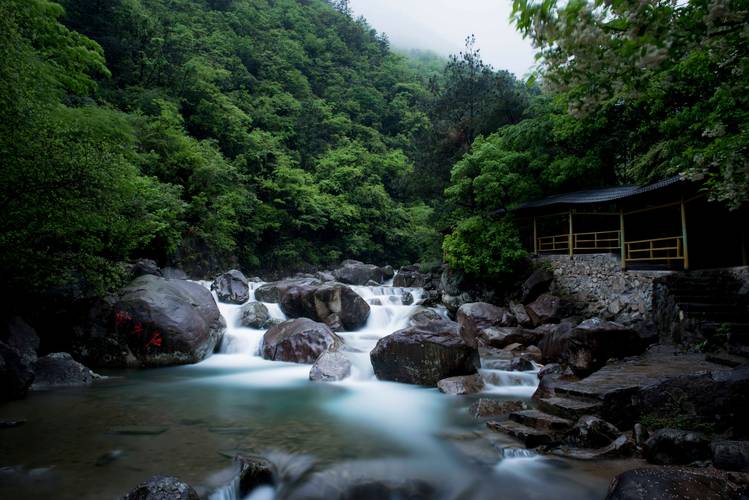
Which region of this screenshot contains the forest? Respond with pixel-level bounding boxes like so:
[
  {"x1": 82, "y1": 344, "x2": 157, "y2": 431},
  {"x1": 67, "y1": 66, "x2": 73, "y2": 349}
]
[{"x1": 1, "y1": 0, "x2": 747, "y2": 304}]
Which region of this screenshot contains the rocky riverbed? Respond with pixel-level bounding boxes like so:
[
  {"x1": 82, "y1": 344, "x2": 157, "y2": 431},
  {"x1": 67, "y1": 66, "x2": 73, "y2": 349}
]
[{"x1": 2, "y1": 259, "x2": 748, "y2": 499}]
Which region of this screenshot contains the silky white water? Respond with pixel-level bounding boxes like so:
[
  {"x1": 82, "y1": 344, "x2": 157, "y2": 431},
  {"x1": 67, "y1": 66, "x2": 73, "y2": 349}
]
[{"x1": 0, "y1": 278, "x2": 630, "y2": 500}]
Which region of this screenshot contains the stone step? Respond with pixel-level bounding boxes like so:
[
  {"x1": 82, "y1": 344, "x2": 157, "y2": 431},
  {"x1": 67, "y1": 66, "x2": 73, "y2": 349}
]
[
  {"x1": 701, "y1": 322, "x2": 749, "y2": 334},
  {"x1": 536, "y1": 396, "x2": 603, "y2": 420},
  {"x1": 705, "y1": 351, "x2": 749, "y2": 368},
  {"x1": 678, "y1": 303, "x2": 748, "y2": 313},
  {"x1": 486, "y1": 420, "x2": 555, "y2": 448},
  {"x1": 509, "y1": 409, "x2": 574, "y2": 432}
]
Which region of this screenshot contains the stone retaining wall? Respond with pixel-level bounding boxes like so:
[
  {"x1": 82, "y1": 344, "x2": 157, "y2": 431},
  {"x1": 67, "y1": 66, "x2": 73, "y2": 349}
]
[{"x1": 536, "y1": 254, "x2": 670, "y2": 324}]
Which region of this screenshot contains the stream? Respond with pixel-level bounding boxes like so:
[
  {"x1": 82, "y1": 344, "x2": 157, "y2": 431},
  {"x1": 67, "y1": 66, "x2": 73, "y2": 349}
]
[{"x1": 0, "y1": 281, "x2": 637, "y2": 499}]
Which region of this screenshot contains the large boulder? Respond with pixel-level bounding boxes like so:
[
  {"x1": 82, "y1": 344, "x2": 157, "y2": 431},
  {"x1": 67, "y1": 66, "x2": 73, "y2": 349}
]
[
  {"x1": 211, "y1": 270, "x2": 250, "y2": 304},
  {"x1": 370, "y1": 320, "x2": 480, "y2": 386},
  {"x1": 538, "y1": 321, "x2": 574, "y2": 363},
  {"x1": 393, "y1": 265, "x2": 429, "y2": 288},
  {"x1": 309, "y1": 349, "x2": 352, "y2": 382},
  {"x1": 0, "y1": 340, "x2": 35, "y2": 402},
  {"x1": 313, "y1": 283, "x2": 370, "y2": 331},
  {"x1": 1, "y1": 316, "x2": 39, "y2": 364},
  {"x1": 123, "y1": 475, "x2": 199, "y2": 500},
  {"x1": 643, "y1": 428, "x2": 711, "y2": 465},
  {"x1": 72, "y1": 295, "x2": 138, "y2": 368},
  {"x1": 31, "y1": 352, "x2": 97, "y2": 389},
  {"x1": 254, "y1": 278, "x2": 320, "y2": 303},
  {"x1": 239, "y1": 302, "x2": 273, "y2": 329},
  {"x1": 261, "y1": 318, "x2": 343, "y2": 364},
  {"x1": 408, "y1": 308, "x2": 443, "y2": 327},
  {"x1": 521, "y1": 269, "x2": 553, "y2": 304},
  {"x1": 113, "y1": 275, "x2": 225, "y2": 366},
  {"x1": 565, "y1": 318, "x2": 643, "y2": 377},
  {"x1": 457, "y1": 302, "x2": 515, "y2": 348},
  {"x1": 525, "y1": 293, "x2": 561, "y2": 326},
  {"x1": 332, "y1": 261, "x2": 384, "y2": 286},
  {"x1": 605, "y1": 467, "x2": 744, "y2": 500},
  {"x1": 637, "y1": 364, "x2": 749, "y2": 437}
]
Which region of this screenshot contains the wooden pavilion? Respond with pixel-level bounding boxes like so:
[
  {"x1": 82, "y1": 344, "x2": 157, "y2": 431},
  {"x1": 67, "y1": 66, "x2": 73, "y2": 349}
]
[{"x1": 512, "y1": 175, "x2": 749, "y2": 270}]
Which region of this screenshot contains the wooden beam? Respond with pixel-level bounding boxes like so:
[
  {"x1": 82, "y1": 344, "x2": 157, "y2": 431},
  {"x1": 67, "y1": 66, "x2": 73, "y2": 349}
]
[
  {"x1": 620, "y1": 209, "x2": 626, "y2": 270},
  {"x1": 680, "y1": 196, "x2": 689, "y2": 270},
  {"x1": 533, "y1": 216, "x2": 538, "y2": 255},
  {"x1": 568, "y1": 210, "x2": 573, "y2": 257}
]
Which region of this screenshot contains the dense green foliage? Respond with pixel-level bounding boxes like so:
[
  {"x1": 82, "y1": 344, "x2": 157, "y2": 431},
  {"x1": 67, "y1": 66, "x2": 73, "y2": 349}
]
[{"x1": 0, "y1": 0, "x2": 460, "y2": 298}]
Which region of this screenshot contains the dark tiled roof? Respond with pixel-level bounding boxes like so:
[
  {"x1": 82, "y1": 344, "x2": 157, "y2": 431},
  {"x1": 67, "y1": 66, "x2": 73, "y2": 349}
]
[{"x1": 516, "y1": 175, "x2": 684, "y2": 210}]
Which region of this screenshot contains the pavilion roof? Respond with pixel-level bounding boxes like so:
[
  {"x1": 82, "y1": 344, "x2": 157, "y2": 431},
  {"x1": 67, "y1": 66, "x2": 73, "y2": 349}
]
[{"x1": 516, "y1": 174, "x2": 685, "y2": 211}]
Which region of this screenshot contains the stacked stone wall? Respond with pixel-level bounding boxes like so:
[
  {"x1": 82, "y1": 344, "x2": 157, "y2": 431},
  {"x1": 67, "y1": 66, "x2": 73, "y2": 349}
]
[{"x1": 536, "y1": 253, "x2": 670, "y2": 324}]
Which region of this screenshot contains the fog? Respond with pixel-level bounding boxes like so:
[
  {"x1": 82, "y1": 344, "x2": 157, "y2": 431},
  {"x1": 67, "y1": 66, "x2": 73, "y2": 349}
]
[{"x1": 348, "y1": 0, "x2": 537, "y2": 78}]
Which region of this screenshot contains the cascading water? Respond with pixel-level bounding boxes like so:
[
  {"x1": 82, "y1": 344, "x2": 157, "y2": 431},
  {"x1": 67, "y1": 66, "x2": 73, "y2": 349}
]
[{"x1": 0, "y1": 276, "x2": 626, "y2": 500}]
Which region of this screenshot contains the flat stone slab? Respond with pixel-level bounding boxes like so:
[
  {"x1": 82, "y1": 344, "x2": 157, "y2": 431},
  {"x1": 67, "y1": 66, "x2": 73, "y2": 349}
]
[
  {"x1": 554, "y1": 346, "x2": 729, "y2": 401},
  {"x1": 111, "y1": 426, "x2": 169, "y2": 436},
  {"x1": 487, "y1": 420, "x2": 554, "y2": 448},
  {"x1": 537, "y1": 397, "x2": 602, "y2": 420},
  {"x1": 509, "y1": 409, "x2": 573, "y2": 432}
]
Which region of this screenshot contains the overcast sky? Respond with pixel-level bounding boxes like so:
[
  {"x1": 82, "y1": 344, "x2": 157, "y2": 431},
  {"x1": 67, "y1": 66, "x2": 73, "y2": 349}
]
[{"x1": 348, "y1": 0, "x2": 537, "y2": 78}]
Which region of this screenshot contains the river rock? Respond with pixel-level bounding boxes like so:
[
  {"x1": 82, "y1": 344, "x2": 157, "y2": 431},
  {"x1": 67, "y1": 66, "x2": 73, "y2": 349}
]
[
  {"x1": 123, "y1": 475, "x2": 199, "y2": 500},
  {"x1": 393, "y1": 265, "x2": 429, "y2": 288},
  {"x1": 525, "y1": 293, "x2": 561, "y2": 326},
  {"x1": 643, "y1": 428, "x2": 711, "y2": 465},
  {"x1": 533, "y1": 363, "x2": 578, "y2": 399},
  {"x1": 712, "y1": 441, "x2": 749, "y2": 472},
  {"x1": 113, "y1": 275, "x2": 225, "y2": 366},
  {"x1": 1, "y1": 316, "x2": 39, "y2": 364},
  {"x1": 604, "y1": 466, "x2": 745, "y2": 500},
  {"x1": 239, "y1": 302, "x2": 273, "y2": 329},
  {"x1": 278, "y1": 282, "x2": 318, "y2": 319},
  {"x1": 71, "y1": 295, "x2": 137, "y2": 368},
  {"x1": 538, "y1": 321, "x2": 574, "y2": 363},
  {"x1": 469, "y1": 399, "x2": 527, "y2": 419},
  {"x1": 566, "y1": 318, "x2": 642, "y2": 376},
  {"x1": 370, "y1": 320, "x2": 480, "y2": 386},
  {"x1": 381, "y1": 265, "x2": 395, "y2": 280},
  {"x1": 235, "y1": 454, "x2": 275, "y2": 497},
  {"x1": 332, "y1": 261, "x2": 384, "y2": 285},
  {"x1": 437, "y1": 373, "x2": 484, "y2": 395},
  {"x1": 131, "y1": 259, "x2": 162, "y2": 278},
  {"x1": 509, "y1": 356, "x2": 534, "y2": 371},
  {"x1": 457, "y1": 302, "x2": 516, "y2": 348},
  {"x1": 313, "y1": 283, "x2": 370, "y2": 331},
  {"x1": 309, "y1": 350, "x2": 352, "y2": 382},
  {"x1": 408, "y1": 309, "x2": 443, "y2": 326},
  {"x1": 0, "y1": 340, "x2": 35, "y2": 401},
  {"x1": 254, "y1": 278, "x2": 321, "y2": 303},
  {"x1": 31, "y1": 352, "x2": 97, "y2": 389},
  {"x1": 481, "y1": 327, "x2": 543, "y2": 349},
  {"x1": 521, "y1": 269, "x2": 554, "y2": 304},
  {"x1": 211, "y1": 270, "x2": 250, "y2": 304},
  {"x1": 510, "y1": 302, "x2": 532, "y2": 327},
  {"x1": 262, "y1": 318, "x2": 342, "y2": 364},
  {"x1": 566, "y1": 416, "x2": 621, "y2": 448},
  {"x1": 315, "y1": 271, "x2": 335, "y2": 282}
]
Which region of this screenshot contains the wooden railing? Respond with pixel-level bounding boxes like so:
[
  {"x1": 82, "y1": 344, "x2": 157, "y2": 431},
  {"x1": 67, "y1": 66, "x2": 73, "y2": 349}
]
[
  {"x1": 537, "y1": 233, "x2": 570, "y2": 252},
  {"x1": 574, "y1": 230, "x2": 621, "y2": 251},
  {"x1": 624, "y1": 236, "x2": 684, "y2": 263}
]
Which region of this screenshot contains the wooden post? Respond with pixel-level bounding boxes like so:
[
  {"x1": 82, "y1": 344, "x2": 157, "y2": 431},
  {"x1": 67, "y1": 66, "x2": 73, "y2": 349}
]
[
  {"x1": 620, "y1": 209, "x2": 626, "y2": 270},
  {"x1": 680, "y1": 197, "x2": 689, "y2": 270},
  {"x1": 532, "y1": 216, "x2": 538, "y2": 254},
  {"x1": 568, "y1": 210, "x2": 573, "y2": 257}
]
